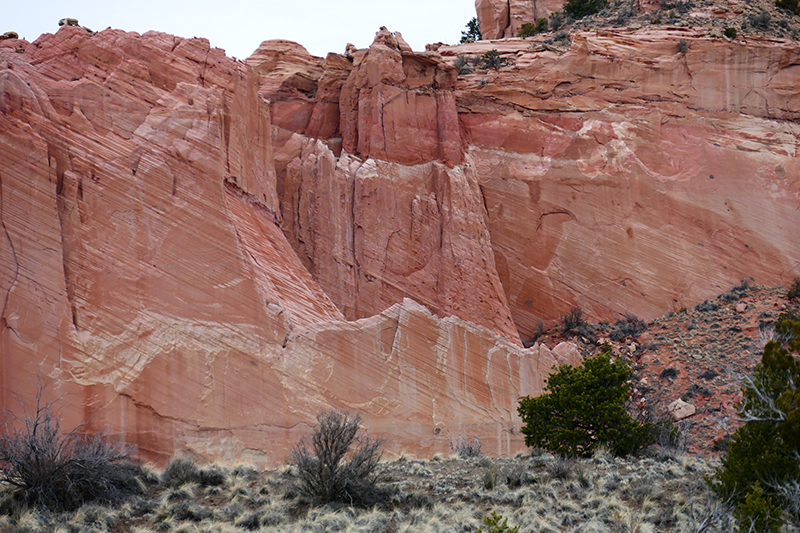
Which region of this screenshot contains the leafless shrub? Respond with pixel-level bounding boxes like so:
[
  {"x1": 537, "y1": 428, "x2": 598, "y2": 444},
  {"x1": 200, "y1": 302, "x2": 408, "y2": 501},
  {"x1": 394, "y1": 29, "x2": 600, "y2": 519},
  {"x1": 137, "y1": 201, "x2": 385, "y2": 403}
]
[
  {"x1": 450, "y1": 436, "x2": 482, "y2": 458},
  {"x1": 769, "y1": 474, "x2": 800, "y2": 524},
  {"x1": 0, "y1": 384, "x2": 142, "y2": 512},
  {"x1": 289, "y1": 410, "x2": 385, "y2": 507}
]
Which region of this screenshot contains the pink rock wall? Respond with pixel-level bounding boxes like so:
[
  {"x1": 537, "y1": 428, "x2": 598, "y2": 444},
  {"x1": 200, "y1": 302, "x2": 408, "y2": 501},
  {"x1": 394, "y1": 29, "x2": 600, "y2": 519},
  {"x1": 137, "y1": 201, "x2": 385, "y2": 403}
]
[
  {"x1": 443, "y1": 31, "x2": 800, "y2": 339},
  {"x1": 0, "y1": 27, "x2": 559, "y2": 465},
  {"x1": 476, "y1": 0, "x2": 569, "y2": 39}
]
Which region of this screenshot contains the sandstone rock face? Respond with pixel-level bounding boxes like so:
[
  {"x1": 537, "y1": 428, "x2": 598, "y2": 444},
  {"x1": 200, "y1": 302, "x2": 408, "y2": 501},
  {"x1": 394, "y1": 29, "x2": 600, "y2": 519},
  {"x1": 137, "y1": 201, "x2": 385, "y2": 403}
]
[
  {"x1": 475, "y1": 0, "x2": 510, "y2": 40},
  {"x1": 441, "y1": 30, "x2": 800, "y2": 340},
  {"x1": 3, "y1": 22, "x2": 800, "y2": 467},
  {"x1": 339, "y1": 31, "x2": 463, "y2": 166},
  {"x1": 0, "y1": 27, "x2": 562, "y2": 465},
  {"x1": 477, "y1": 0, "x2": 567, "y2": 39},
  {"x1": 273, "y1": 136, "x2": 519, "y2": 341}
]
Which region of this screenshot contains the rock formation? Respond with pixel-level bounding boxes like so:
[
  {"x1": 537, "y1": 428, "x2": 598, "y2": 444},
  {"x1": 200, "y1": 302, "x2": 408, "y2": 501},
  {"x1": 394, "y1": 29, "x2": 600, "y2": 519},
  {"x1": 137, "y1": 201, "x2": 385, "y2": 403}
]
[
  {"x1": 0, "y1": 26, "x2": 565, "y2": 465},
  {"x1": 1, "y1": 18, "x2": 799, "y2": 466},
  {"x1": 476, "y1": 0, "x2": 568, "y2": 39},
  {"x1": 445, "y1": 31, "x2": 800, "y2": 338}
]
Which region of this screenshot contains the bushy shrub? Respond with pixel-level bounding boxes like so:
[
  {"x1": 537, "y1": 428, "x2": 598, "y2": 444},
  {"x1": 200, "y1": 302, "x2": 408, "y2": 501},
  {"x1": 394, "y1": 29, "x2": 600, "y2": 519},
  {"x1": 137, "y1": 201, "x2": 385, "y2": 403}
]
[
  {"x1": 776, "y1": 0, "x2": 800, "y2": 14},
  {"x1": 290, "y1": 410, "x2": 385, "y2": 507},
  {"x1": 0, "y1": 386, "x2": 142, "y2": 512},
  {"x1": 719, "y1": 278, "x2": 751, "y2": 303},
  {"x1": 724, "y1": 27, "x2": 738, "y2": 38},
  {"x1": 453, "y1": 55, "x2": 473, "y2": 75},
  {"x1": 709, "y1": 315, "x2": 800, "y2": 531},
  {"x1": 518, "y1": 348, "x2": 652, "y2": 457},
  {"x1": 163, "y1": 457, "x2": 200, "y2": 487},
  {"x1": 550, "y1": 11, "x2": 567, "y2": 30},
  {"x1": 564, "y1": 0, "x2": 607, "y2": 18},
  {"x1": 695, "y1": 299, "x2": 720, "y2": 313},
  {"x1": 479, "y1": 49, "x2": 509, "y2": 70},
  {"x1": 461, "y1": 17, "x2": 482, "y2": 43},
  {"x1": 651, "y1": 418, "x2": 688, "y2": 453},
  {"x1": 518, "y1": 18, "x2": 549, "y2": 37},
  {"x1": 749, "y1": 10, "x2": 772, "y2": 30}
]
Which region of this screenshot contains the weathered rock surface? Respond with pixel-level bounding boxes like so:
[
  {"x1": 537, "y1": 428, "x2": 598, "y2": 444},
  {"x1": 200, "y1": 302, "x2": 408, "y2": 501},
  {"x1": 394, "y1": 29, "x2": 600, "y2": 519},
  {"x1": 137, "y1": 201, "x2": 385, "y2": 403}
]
[
  {"x1": 476, "y1": 0, "x2": 568, "y2": 39},
  {"x1": 3, "y1": 19, "x2": 800, "y2": 467},
  {"x1": 440, "y1": 30, "x2": 800, "y2": 340},
  {"x1": 0, "y1": 27, "x2": 562, "y2": 465}
]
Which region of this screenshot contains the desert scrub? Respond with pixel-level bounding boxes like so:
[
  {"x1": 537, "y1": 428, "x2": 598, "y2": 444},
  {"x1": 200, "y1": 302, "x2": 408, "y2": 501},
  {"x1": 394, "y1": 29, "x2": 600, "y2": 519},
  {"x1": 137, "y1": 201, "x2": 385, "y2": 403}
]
[
  {"x1": 608, "y1": 313, "x2": 648, "y2": 341},
  {"x1": 450, "y1": 436, "x2": 483, "y2": 458},
  {"x1": 289, "y1": 410, "x2": 386, "y2": 507},
  {"x1": 0, "y1": 453, "x2": 735, "y2": 533},
  {"x1": 561, "y1": 307, "x2": 597, "y2": 342},
  {"x1": 480, "y1": 49, "x2": 509, "y2": 70},
  {"x1": 453, "y1": 55, "x2": 473, "y2": 75},
  {"x1": 787, "y1": 277, "x2": 800, "y2": 300}
]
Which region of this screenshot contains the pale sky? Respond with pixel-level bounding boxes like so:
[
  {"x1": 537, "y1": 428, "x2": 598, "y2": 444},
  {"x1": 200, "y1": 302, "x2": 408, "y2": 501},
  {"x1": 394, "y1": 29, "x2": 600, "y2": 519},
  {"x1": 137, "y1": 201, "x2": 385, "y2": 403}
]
[{"x1": 6, "y1": 1, "x2": 477, "y2": 59}]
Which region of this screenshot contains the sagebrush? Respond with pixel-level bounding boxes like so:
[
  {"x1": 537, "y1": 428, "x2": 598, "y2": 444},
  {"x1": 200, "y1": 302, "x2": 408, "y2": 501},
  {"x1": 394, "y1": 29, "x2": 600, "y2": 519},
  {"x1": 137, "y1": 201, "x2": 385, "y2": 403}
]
[{"x1": 290, "y1": 410, "x2": 385, "y2": 507}]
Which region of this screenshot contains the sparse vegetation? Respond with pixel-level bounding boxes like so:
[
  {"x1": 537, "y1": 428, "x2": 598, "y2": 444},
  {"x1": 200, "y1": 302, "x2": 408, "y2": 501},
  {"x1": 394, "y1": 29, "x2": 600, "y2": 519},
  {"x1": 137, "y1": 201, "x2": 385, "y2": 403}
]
[
  {"x1": 609, "y1": 313, "x2": 648, "y2": 341},
  {"x1": 454, "y1": 54, "x2": 473, "y2": 75},
  {"x1": 776, "y1": 0, "x2": 800, "y2": 14},
  {"x1": 787, "y1": 277, "x2": 800, "y2": 300},
  {"x1": 290, "y1": 410, "x2": 385, "y2": 507},
  {"x1": 478, "y1": 510, "x2": 519, "y2": 533},
  {"x1": 518, "y1": 347, "x2": 653, "y2": 457},
  {"x1": 450, "y1": 436, "x2": 483, "y2": 458},
  {"x1": 518, "y1": 18, "x2": 549, "y2": 37},
  {"x1": 0, "y1": 450, "x2": 737, "y2": 532},
  {"x1": 562, "y1": 307, "x2": 597, "y2": 342},
  {"x1": 0, "y1": 384, "x2": 142, "y2": 513},
  {"x1": 543, "y1": 30, "x2": 572, "y2": 48},
  {"x1": 550, "y1": 11, "x2": 568, "y2": 30}
]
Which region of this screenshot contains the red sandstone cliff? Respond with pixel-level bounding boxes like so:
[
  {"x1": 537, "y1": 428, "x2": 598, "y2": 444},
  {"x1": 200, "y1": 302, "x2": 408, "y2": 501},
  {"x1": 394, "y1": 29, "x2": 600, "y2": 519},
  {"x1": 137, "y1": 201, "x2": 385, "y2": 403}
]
[
  {"x1": 0, "y1": 26, "x2": 574, "y2": 465},
  {"x1": 1, "y1": 20, "x2": 799, "y2": 465}
]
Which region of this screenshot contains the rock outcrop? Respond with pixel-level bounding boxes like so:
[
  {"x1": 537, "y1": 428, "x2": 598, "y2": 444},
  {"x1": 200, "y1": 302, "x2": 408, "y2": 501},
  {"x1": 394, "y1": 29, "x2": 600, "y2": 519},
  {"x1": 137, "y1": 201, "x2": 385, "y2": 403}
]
[
  {"x1": 477, "y1": 0, "x2": 568, "y2": 39},
  {"x1": 0, "y1": 26, "x2": 563, "y2": 465},
  {"x1": 259, "y1": 29, "x2": 520, "y2": 341},
  {"x1": 2, "y1": 18, "x2": 800, "y2": 466},
  {"x1": 441, "y1": 31, "x2": 800, "y2": 340}
]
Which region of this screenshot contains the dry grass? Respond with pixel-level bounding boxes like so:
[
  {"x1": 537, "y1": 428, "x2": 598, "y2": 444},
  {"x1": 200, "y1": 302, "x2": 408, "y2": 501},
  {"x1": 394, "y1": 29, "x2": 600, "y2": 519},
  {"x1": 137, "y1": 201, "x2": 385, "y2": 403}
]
[{"x1": 0, "y1": 450, "x2": 755, "y2": 533}]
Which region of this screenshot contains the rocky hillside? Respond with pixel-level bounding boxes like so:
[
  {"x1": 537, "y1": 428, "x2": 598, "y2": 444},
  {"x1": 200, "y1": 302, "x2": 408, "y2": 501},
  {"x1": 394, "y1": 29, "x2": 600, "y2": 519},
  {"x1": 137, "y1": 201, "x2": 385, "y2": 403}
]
[{"x1": 531, "y1": 281, "x2": 800, "y2": 455}]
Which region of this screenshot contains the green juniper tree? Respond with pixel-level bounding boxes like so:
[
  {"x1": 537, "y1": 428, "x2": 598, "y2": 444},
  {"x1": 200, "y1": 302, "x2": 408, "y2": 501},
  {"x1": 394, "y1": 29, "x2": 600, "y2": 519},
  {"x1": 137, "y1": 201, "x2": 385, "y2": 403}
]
[
  {"x1": 710, "y1": 314, "x2": 800, "y2": 532},
  {"x1": 518, "y1": 347, "x2": 651, "y2": 457},
  {"x1": 461, "y1": 17, "x2": 482, "y2": 43}
]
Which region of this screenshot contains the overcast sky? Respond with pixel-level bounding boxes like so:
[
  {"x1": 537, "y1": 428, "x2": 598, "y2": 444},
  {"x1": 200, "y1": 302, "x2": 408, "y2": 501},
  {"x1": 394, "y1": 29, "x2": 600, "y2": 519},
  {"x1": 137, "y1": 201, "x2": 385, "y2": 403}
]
[{"x1": 7, "y1": 1, "x2": 477, "y2": 59}]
